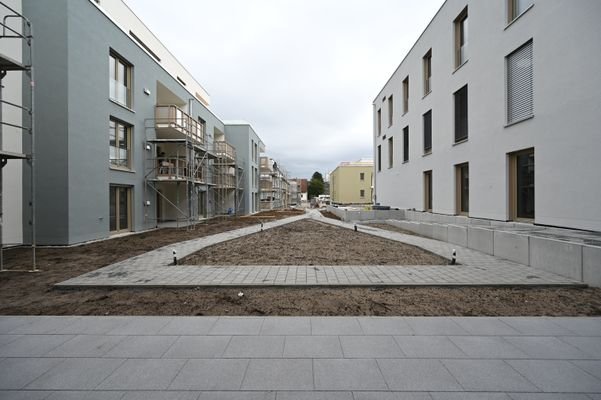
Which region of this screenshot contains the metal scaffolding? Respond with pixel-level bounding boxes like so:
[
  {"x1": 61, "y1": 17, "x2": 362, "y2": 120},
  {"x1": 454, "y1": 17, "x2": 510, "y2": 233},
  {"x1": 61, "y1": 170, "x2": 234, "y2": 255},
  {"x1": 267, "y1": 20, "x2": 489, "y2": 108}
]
[{"x1": 0, "y1": 1, "x2": 36, "y2": 272}]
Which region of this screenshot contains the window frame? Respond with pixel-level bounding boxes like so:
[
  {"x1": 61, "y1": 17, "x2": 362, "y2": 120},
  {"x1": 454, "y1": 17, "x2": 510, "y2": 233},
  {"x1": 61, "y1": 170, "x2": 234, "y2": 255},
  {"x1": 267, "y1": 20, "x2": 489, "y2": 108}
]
[
  {"x1": 360, "y1": 189, "x2": 365, "y2": 198},
  {"x1": 423, "y1": 49, "x2": 432, "y2": 96},
  {"x1": 508, "y1": 148, "x2": 535, "y2": 221},
  {"x1": 360, "y1": 172, "x2": 365, "y2": 181},
  {"x1": 377, "y1": 108, "x2": 382, "y2": 136},
  {"x1": 387, "y1": 95, "x2": 394, "y2": 127},
  {"x1": 505, "y1": 39, "x2": 534, "y2": 126},
  {"x1": 109, "y1": 50, "x2": 133, "y2": 108},
  {"x1": 423, "y1": 170, "x2": 433, "y2": 212},
  {"x1": 507, "y1": 0, "x2": 533, "y2": 24},
  {"x1": 388, "y1": 136, "x2": 394, "y2": 169},
  {"x1": 454, "y1": 7, "x2": 468, "y2": 68},
  {"x1": 377, "y1": 145, "x2": 382, "y2": 172},
  {"x1": 455, "y1": 163, "x2": 469, "y2": 215},
  {"x1": 454, "y1": 85, "x2": 468, "y2": 143},
  {"x1": 423, "y1": 110, "x2": 432, "y2": 154},
  {"x1": 109, "y1": 117, "x2": 133, "y2": 170},
  {"x1": 402, "y1": 77, "x2": 409, "y2": 114},
  {"x1": 109, "y1": 185, "x2": 132, "y2": 233},
  {"x1": 403, "y1": 126, "x2": 409, "y2": 163}
]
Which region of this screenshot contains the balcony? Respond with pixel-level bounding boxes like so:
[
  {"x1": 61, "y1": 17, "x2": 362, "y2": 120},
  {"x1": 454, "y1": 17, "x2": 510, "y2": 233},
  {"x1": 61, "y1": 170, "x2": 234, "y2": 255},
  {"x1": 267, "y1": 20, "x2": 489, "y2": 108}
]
[
  {"x1": 154, "y1": 157, "x2": 207, "y2": 183},
  {"x1": 214, "y1": 141, "x2": 236, "y2": 164},
  {"x1": 155, "y1": 105, "x2": 205, "y2": 147}
]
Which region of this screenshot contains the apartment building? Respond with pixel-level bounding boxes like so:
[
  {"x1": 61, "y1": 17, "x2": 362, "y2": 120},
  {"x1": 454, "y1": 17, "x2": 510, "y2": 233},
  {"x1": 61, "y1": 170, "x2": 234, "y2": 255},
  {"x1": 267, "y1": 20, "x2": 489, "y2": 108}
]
[
  {"x1": 16, "y1": 0, "x2": 263, "y2": 245},
  {"x1": 373, "y1": 0, "x2": 601, "y2": 232},
  {"x1": 330, "y1": 160, "x2": 373, "y2": 205},
  {"x1": 260, "y1": 157, "x2": 289, "y2": 210},
  {"x1": 223, "y1": 122, "x2": 265, "y2": 214},
  {"x1": 288, "y1": 178, "x2": 299, "y2": 206}
]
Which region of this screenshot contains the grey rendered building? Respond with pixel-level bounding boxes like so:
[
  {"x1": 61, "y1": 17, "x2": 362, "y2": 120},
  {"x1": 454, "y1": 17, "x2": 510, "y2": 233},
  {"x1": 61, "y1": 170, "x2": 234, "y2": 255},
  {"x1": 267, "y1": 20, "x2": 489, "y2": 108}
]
[{"x1": 20, "y1": 0, "x2": 261, "y2": 245}]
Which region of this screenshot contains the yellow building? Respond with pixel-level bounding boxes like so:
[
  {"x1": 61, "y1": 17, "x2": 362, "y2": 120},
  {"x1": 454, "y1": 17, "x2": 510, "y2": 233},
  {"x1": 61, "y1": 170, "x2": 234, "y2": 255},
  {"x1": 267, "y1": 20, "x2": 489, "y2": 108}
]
[{"x1": 330, "y1": 160, "x2": 374, "y2": 205}]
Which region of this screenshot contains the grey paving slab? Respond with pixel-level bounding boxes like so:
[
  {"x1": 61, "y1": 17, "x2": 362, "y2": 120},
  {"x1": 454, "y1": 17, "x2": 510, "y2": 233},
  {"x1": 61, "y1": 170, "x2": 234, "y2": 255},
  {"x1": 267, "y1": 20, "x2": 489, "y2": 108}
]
[
  {"x1": 45, "y1": 391, "x2": 126, "y2": 400},
  {"x1": 260, "y1": 317, "x2": 311, "y2": 335},
  {"x1": 209, "y1": 317, "x2": 264, "y2": 335},
  {"x1": 169, "y1": 359, "x2": 248, "y2": 390},
  {"x1": 120, "y1": 392, "x2": 200, "y2": 400},
  {"x1": 241, "y1": 359, "x2": 313, "y2": 390},
  {"x1": 6, "y1": 316, "x2": 81, "y2": 335},
  {"x1": 52, "y1": 317, "x2": 130, "y2": 335},
  {"x1": 340, "y1": 336, "x2": 403, "y2": 358},
  {"x1": 442, "y1": 360, "x2": 540, "y2": 392},
  {"x1": 560, "y1": 336, "x2": 601, "y2": 358},
  {"x1": 451, "y1": 317, "x2": 521, "y2": 335},
  {"x1": 548, "y1": 317, "x2": 601, "y2": 336},
  {"x1": 313, "y1": 359, "x2": 388, "y2": 391},
  {"x1": 0, "y1": 334, "x2": 23, "y2": 347},
  {"x1": 276, "y1": 392, "x2": 352, "y2": 400},
  {"x1": 504, "y1": 336, "x2": 590, "y2": 359},
  {"x1": 103, "y1": 335, "x2": 178, "y2": 358},
  {"x1": 404, "y1": 318, "x2": 469, "y2": 336},
  {"x1": 0, "y1": 316, "x2": 33, "y2": 334},
  {"x1": 45, "y1": 334, "x2": 125, "y2": 357},
  {"x1": 393, "y1": 336, "x2": 465, "y2": 358},
  {"x1": 162, "y1": 335, "x2": 231, "y2": 358},
  {"x1": 448, "y1": 336, "x2": 528, "y2": 359},
  {"x1": 507, "y1": 359, "x2": 601, "y2": 393},
  {"x1": 97, "y1": 358, "x2": 185, "y2": 390},
  {"x1": 105, "y1": 316, "x2": 173, "y2": 335},
  {"x1": 430, "y1": 394, "x2": 511, "y2": 400},
  {"x1": 573, "y1": 360, "x2": 601, "y2": 380},
  {"x1": 508, "y1": 394, "x2": 592, "y2": 400},
  {"x1": 0, "y1": 358, "x2": 62, "y2": 389},
  {"x1": 0, "y1": 334, "x2": 75, "y2": 357},
  {"x1": 377, "y1": 359, "x2": 462, "y2": 391},
  {"x1": 357, "y1": 317, "x2": 413, "y2": 335},
  {"x1": 224, "y1": 336, "x2": 285, "y2": 358},
  {"x1": 283, "y1": 336, "x2": 343, "y2": 358},
  {"x1": 198, "y1": 392, "x2": 275, "y2": 400},
  {"x1": 498, "y1": 317, "x2": 576, "y2": 336},
  {"x1": 353, "y1": 392, "x2": 433, "y2": 400},
  {"x1": 158, "y1": 317, "x2": 218, "y2": 335},
  {"x1": 0, "y1": 391, "x2": 53, "y2": 400},
  {"x1": 311, "y1": 317, "x2": 363, "y2": 335},
  {"x1": 26, "y1": 358, "x2": 124, "y2": 390}
]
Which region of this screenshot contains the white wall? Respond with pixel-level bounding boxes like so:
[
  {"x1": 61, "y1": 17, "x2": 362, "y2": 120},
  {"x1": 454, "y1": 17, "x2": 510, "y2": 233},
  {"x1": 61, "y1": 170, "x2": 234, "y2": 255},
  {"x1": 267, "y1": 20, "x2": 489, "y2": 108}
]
[{"x1": 374, "y1": 0, "x2": 601, "y2": 231}]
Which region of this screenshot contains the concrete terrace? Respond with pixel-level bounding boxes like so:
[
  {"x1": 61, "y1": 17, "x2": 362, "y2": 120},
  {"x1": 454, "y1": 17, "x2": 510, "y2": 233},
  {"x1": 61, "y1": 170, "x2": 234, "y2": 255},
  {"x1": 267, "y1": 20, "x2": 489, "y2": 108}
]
[
  {"x1": 1, "y1": 315, "x2": 601, "y2": 398},
  {"x1": 56, "y1": 210, "x2": 582, "y2": 288}
]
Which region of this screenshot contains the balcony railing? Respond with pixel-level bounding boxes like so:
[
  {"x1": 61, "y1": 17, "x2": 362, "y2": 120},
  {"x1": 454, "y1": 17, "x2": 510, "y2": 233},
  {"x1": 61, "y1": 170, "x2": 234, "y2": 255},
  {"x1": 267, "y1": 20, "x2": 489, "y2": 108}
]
[
  {"x1": 155, "y1": 105, "x2": 205, "y2": 146},
  {"x1": 214, "y1": 141, "x2": 236, "y2": 163},
  {"x1": 155, "y1": 157, "x2": 206, "y2": 182}
]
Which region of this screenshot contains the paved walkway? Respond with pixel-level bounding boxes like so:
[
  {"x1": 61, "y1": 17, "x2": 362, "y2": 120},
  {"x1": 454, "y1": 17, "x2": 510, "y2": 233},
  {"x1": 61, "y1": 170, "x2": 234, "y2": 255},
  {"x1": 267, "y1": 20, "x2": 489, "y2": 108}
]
[
  {"x1": 56, "y1": 210, "x2": 582, "y2": 288},
  {"x1": 1, "y1": 315, "x2": 600, "y2": 398}
]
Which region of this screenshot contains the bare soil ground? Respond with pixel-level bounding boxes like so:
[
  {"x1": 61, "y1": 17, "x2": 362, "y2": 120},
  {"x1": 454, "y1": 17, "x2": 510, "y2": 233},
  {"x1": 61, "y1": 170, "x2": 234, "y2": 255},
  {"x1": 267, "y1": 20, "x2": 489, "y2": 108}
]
[
  {"x1": 319, "y1": 210, "x2": 341, "y2": 220},
  {"x1": 0, "y1": 209, "x2": 599, "y2": 316},
  {"x1": 182, "y1": 219, "x2": 447, "y2": 265}
]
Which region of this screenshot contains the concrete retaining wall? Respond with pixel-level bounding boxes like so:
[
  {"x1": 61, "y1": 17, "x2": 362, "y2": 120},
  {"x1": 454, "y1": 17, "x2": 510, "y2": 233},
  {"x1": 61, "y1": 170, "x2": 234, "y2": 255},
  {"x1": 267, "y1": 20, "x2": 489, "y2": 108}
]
[{"x1": 326, "y1": 206, "x2": 405, "y2": 222}]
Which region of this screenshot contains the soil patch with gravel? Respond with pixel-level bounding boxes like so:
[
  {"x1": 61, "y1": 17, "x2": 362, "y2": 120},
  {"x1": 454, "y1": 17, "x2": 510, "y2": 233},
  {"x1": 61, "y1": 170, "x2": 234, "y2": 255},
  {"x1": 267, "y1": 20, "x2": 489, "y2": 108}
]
[{"x1": 181, "y1": 219, "x2": 447, "y2": 265}]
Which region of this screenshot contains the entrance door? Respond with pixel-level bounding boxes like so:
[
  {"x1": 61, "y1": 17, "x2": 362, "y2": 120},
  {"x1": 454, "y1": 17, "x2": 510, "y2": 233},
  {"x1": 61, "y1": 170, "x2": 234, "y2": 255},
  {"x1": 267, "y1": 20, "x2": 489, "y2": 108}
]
[
  {"x1": 509, "y1": 148, "x2": 534, "y2": 220},
  {"x1": 110, "y1": 186, "x2": 131, "y2": 232}
]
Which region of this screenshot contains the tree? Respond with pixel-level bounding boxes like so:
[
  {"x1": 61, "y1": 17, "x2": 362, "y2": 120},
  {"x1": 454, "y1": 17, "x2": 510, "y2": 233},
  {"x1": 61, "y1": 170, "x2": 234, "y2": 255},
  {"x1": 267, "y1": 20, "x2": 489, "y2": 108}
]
[{"x1": 308, "y1": 171, "x2": 324, "y2": 199}]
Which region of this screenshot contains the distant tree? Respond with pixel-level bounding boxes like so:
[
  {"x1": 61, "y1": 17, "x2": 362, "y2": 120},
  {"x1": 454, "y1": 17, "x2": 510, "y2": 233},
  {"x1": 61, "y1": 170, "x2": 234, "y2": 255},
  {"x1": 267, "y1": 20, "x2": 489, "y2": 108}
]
[{"x1": 308, "y1": 171, "x2": 324, "y2": 199}]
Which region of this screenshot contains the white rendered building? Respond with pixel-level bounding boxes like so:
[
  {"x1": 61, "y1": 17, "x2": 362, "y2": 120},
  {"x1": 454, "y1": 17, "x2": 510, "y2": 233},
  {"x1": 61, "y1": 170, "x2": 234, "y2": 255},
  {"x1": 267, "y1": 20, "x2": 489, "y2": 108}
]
[{"x1": 373, "y1": 0, "x2": 601, "y2": 231}]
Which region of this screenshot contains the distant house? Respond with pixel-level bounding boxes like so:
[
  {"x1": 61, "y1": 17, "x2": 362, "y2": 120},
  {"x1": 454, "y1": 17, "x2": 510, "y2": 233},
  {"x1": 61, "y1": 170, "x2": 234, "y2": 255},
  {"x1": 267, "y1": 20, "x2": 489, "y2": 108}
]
[{"x1": 330, "y1": 160, "x2": 374, "y2": 205}]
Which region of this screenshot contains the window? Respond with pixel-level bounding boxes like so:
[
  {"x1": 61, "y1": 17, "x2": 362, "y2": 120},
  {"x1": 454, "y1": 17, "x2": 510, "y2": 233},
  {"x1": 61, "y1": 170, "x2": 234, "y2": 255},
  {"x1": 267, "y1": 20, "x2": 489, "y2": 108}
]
[
  {"x1": 360, "y1": 189, "x2": 365, "y2": 198},
  {"x1": 109, "y1": 185, "x2": 131, "y2": 232},
  {"x1": 423, "y1": 110, "x2": 432, "y2": 154},
  {"x1": 454, "y1": 7, "x2": 468, "y2": 68},
  {"x1": 388, "y1": 137, "x2": 394, "y2": 168},
  {"x1": 456, "y1": 163, "x2": 469, "y2": 214},
  {"x1": 402, "y1": 77, "x2": 409, "y2": 114},
  {"x1": 198, "y1": 117, "x2": 206, "y2": 143},
  {"x1": 506, "y1": 40, "x2": 533, "y2": 124},
  {"x1": 109, "y1": 52, "x2": 132, "y2": 107},
  {"x1": 424, "y1": 171, "x2": 432, "y2": 212},
  {"x1": 377, "y1": 108, "x2": 382, "y2": 136},
  {"x1": 109, "y1": 118, "x2": 132, "y2": 168},
  {"x1": 509, "y1": 148, "x2": 534, "y2": 220},
  {"x1": 377, "y1": 145, "x2": 382, "y2": 172},
  {"x1": 454, "y1": 85, "x2": 468, "y2": 142},
  {"x1": 423, "y1": 49, "x2": 432, "y2": 95},
  {"x1": 387, "y1": 95, "x2": 394, "y2": 127},
  {"x1": 403, "y1": 126, "x2": 409, "y2": 162},
  {"x1": 508, "y1": 0, "x2": 533, "y2": 23},
  {"x1": 360, "y1": 172, "x2": 365, "y2": 181}
]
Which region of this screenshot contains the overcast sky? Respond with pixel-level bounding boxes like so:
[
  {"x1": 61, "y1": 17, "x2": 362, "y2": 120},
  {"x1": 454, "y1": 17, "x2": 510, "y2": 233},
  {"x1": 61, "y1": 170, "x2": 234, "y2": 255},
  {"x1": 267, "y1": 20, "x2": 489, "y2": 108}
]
[{"x1": 125, "y1": 0, "x2": 444, "y2": 179}]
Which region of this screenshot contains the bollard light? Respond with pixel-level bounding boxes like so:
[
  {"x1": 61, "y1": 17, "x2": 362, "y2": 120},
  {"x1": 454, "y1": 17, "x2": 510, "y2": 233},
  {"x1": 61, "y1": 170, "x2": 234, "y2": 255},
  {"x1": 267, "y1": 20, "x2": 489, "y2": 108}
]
[
  {"x1": 173, "y1": 249, "x2": 177, "y2": 265},
  {"x1": 451, "y1": 249, "x2": 456, "y2": 265}
]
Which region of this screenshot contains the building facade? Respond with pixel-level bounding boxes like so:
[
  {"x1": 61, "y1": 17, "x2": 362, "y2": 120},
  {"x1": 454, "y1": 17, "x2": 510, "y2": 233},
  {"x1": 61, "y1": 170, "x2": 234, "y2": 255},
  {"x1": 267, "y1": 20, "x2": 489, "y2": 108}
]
[
  {"x1": 373, "y1": 0, "x2": 601, "y2": 232},
  {"x1": 18, "y1": 0, "x2": 264, "y2": 244},
  {"x1": 223, "y1": 122, "x2": 264, "y2": 215},
  {"x1": 330, "y1": 160, "x2": 373, "y2": 205},
  {"x1": 259, "y1": 157, "x2": 289, "y2": 210}
]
